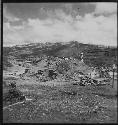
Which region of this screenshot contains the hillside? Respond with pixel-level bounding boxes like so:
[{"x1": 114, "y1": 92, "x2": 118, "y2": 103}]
[
  {"x1": 3, "y1": 41, "x2": 117, "y2": 123},
  {"x1": 3, "y1": 41, "x2": 117, "y2": 70}
]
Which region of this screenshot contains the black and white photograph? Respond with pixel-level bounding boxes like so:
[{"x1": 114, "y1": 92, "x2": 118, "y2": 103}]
[{"x1": 3, "y1": 2, "x2": 117, "y2": 123}]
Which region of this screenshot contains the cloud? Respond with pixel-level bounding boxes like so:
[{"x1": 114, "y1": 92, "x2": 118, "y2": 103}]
[
  {"x1": 62, "y1": 3, "x2": 73, "y2": 12},
  {"x1": 93, "y1": 2, "x2": 117, "y2": 14},
  {"x1": 3, "y1": 6, "x2": 20, "y2": 22},
  {"x1": 3, "y1": 3, "x2": 117, "y2": 47}
]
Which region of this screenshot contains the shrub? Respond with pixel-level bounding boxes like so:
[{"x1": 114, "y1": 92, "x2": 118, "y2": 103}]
[{"x1": 56, "y1": 60, "x2": 70, "y2": 74}]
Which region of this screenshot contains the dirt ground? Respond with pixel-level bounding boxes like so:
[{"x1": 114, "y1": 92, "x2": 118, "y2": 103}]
[{"x1": 3, "y1": 79, "x2": 117, "y2": 123}]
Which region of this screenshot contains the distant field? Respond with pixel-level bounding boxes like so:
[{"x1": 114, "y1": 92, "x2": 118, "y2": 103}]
[{"x1": 3, "y1": 80, "x2": 117, "y2": 123}]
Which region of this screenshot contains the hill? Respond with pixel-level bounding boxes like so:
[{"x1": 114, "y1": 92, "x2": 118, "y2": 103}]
[
  {"x1": 3, "y1": 41, "x2": 117, "y2": 70},
  {"x1": 3, "y1": 41, "x2": 117, "y2": 123}
]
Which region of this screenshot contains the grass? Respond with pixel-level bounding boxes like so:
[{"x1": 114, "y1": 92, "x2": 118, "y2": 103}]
[{"x1": 3, "y1": 81, "x2": 117, "y2": 123}]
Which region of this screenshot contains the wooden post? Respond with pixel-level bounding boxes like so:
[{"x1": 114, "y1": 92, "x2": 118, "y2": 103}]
[
  {"x1": 81, "y1": 52, "x2": 84, "y2": 62},
  {"x1": 112, "y1": 64, "x2": 116, "y2": 88},
  {"x1": 112, "y1": 68, "x2": 114, "y2": 88}
]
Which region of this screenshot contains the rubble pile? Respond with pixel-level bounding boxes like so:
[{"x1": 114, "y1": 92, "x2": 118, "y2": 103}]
[{"x1": 6, "y1": 55, "x2": 111, "y2": 86}]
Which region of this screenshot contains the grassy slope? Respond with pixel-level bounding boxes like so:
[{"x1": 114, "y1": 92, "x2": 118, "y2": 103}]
[
  {"x1": 3, "y1": 80, "x2": 117, "y2": 123},
  {"x1": 3, "y1": 42, "x2": 117, "y2": 123}
]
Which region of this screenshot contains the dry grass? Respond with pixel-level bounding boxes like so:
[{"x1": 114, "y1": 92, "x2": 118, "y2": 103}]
[{"x1": 3, "y1": 80, "x2": 117, "y2": 123}]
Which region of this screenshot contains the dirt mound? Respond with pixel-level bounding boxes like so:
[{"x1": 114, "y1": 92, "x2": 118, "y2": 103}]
[{"x1": 17, "y1": 57, "x2": 95, "y2": 85}]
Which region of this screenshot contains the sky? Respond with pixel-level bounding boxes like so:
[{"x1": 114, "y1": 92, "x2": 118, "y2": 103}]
[{"x1": 3, "y1": 2, "x2": 117, "y2": 47}]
